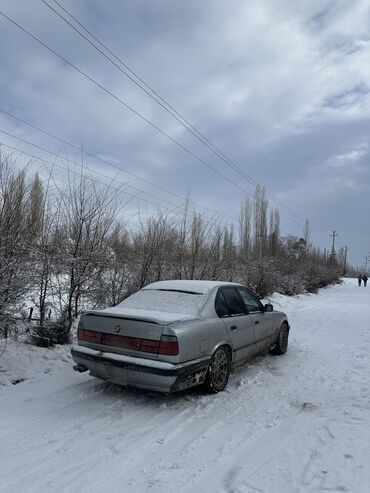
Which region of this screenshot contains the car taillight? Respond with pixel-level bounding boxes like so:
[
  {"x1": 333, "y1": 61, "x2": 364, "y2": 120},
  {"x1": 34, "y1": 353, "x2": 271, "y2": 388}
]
[
  {"x1": 77, "y1": 328, "x2": 178, "y2": 356},
  {"x1": 77, "y1": 318, "x2": 84, "y2": 340},
  {"x1": 158, "y1": 335, "x2": 179, "y2": 356},
  {"x1": 139, "y1": 338, "x2": 160, "y2": 353},
  {"x1": 78, "y1": 328, "x2": 98, "y2": 343}
]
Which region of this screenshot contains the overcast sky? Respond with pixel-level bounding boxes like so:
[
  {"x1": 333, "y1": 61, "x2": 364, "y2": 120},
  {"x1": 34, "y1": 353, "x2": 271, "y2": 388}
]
[{"x1": 0, "y1": 0, "x2": 369, "y2": 267}]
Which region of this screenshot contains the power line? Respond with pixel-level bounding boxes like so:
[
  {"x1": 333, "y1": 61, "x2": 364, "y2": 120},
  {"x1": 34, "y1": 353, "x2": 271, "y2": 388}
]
[
  {"x1": 0, "y1": 107, "x2": 223, "y2": 217},
  {"x1": 0, "y1": 122, "x2": 309, "y2": 232},
  {"x1": 0, "y1": 8, "x2": 319, "y2": 233},
  {"x1": 45, "y1": 0, "x2": 201, "y2": 133},
  {"x1": 0, "y1": 144, "x2": 134, "y2": 211},
  {"x1": 0, "y1": 128, "x2": 187, "y2": 208},
  {"x1": 41, "y1": 0, "x2": 329, "y2": 233},
  {"x1": 0, "y1": 10, "x2": 256, "y2": 200},
  {"x1": 0, "y1": 138, "x2": 235, "y2": 237},
  {"x1": 0, "y1": 139, "x2": 189, "y2": 214}
]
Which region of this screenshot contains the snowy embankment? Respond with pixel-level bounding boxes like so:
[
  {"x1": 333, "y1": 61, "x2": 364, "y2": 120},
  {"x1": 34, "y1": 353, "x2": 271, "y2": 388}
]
[{"x1": 0, "y1": 278, "x2": 369, "y2": 493}]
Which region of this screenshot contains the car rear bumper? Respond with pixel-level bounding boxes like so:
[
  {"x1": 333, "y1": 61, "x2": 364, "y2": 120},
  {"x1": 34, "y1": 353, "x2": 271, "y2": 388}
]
[{"x1": 71, "y1": 345, "x2": 211, "y2": 393}]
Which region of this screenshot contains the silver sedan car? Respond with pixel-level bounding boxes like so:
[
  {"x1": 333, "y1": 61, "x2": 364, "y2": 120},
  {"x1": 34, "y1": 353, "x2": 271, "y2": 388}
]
[{"x1": 71, "y1": 280, "x2": 290, "y2": 393}]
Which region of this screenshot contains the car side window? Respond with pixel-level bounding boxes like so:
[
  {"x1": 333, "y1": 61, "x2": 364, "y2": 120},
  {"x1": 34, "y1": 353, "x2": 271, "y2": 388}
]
[
  {"x1": 221, "y1": 287, "x2": 248, "y2": 317},
  {"x1": 215, "y1": 290, "x2": 229, "y2": 318},
  {"x1": 237, "y1": 288, "x2": 262, "y2": 313}
]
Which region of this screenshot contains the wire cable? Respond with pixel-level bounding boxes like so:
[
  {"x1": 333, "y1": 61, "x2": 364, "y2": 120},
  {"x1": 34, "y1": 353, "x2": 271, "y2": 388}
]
[
  {"x1": 0, "y1": 107, "x2": 226, "y2": 218},
  {"x1": 0, "y1": 9, "x2": 259, "y2": 203},
  {"x1": 0, "y1": 140, "x2": 184, "y2": 213},
  {"x1": 0, "y1": 135, "x2": 198, "y2": 213},
  {"x1": 41, "y1": 0, "x2": 329, "y2": 233},
  {"x1": 0, "y1": 124, "x2": 310, "y2": 231},
  {"x1": 1, "y1": 7, "x2": 330, "y2": 235},
  {"x1": 0, "y1": 8, "x2": 318, "y2": 233}
]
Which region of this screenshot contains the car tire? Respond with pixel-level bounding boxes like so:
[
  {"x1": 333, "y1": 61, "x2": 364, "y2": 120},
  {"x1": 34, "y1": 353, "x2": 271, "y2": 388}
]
[
  {"x1": 204, "y1": 346, "x2": 231, "y2": 393},
  {"x1": 270, "y1": 322, "x2": 289, "y2": 355}
]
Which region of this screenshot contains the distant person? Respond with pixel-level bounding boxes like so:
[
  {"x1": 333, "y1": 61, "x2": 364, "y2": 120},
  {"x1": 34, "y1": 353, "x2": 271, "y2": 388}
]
[
  {"x1": 358, "y1": 274, "x2": 362, "y2": 287},
  {"x1": 363, "y1": 275, "x2": 368, "y2": 287}
]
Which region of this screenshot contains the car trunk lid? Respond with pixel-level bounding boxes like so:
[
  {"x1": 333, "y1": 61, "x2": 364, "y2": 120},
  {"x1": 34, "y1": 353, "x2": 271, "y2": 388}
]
[{"x1": 78, "y1": 311, "x2": 166, "y2": 359}]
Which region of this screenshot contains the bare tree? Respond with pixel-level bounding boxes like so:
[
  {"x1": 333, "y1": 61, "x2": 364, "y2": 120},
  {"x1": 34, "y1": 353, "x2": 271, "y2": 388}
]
[
  {"x1": 253, "y1": 185, "x2": 268, "y2": 258},
  {"x1": 239, "y1": 197, "x2": 252, "y2": 259},
  {"x1": 269, "y1": 207, "x2": 280, "y2": 255},
  {"x1": 0, "y1": 155, "x2": 33, "y2": 335},
  {"x1": 27, "y1": 173, "x2": 44, "y2": 239},
  {"x1": 302, "y1": 219, "x2": 311, "y2": 254},
  {"x1": 58, "y1": 170, "x2": 119, "y2": 333},
  {"x1": 0, "y1": 153, "x2": 347, "y2": 346},
  {"x1": 31, "y1": 177, "x2": 63, "y2": 330},
  {"x1": 175, "y1": 198, "x2": 191, "y2": 280}
]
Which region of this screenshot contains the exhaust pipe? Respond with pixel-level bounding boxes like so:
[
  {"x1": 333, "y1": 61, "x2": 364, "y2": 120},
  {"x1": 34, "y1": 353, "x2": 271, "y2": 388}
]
[{"x1": 73, "y1": 364, "x2": 88, "y2": 373}]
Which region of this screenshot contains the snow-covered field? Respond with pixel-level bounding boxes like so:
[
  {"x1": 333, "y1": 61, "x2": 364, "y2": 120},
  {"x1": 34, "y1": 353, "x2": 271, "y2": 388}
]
[{"x1": 0, "y1": 278, "x2": 369, "y2": 493}]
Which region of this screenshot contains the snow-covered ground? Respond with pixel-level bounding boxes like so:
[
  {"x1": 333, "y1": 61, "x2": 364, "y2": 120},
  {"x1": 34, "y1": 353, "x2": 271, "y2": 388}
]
[{"x1": 0, "y1": 278, "x2": 369, "y2": 493}]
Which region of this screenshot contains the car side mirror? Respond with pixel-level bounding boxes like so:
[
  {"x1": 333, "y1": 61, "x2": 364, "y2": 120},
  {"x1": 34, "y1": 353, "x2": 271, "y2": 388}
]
[{"x1": 264, "y1": 303, "x2": 273, "y2": 312}]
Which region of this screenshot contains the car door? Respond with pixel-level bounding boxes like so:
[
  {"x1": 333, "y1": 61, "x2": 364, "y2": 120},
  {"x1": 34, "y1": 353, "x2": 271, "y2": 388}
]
[
  {"x1": 237, "y1": 287, "x2": 275, "y2": 353},
  {"x1": 215, "y1": 287, "x2": 255, "y2": 364}
]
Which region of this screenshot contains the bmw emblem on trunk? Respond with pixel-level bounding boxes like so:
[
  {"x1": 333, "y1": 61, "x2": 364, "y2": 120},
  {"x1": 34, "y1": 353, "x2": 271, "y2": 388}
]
[{"x1": 114, "y1": 325, "x2": 121, "y2": 334}]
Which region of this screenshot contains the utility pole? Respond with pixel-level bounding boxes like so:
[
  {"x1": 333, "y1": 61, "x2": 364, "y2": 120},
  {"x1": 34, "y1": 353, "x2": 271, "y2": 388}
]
[
  {"x1": 342, "y1": 246, "x2": 348, "y2": 276},
  {"x1": 329, "y1": 231, "x2": 338, "y2": 264},
  {"x1": 365, "y1": 256, "x2": 369, "y2": 274}
]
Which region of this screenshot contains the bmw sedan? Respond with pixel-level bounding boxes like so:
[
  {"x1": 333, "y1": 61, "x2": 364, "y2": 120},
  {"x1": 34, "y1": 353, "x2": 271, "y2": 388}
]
[{"x1": 71, "y1": 280, "x2": 290, "y2": 393}]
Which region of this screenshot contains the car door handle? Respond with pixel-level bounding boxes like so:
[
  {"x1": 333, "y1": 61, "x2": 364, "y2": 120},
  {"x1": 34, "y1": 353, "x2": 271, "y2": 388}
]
[
  {"x1": 255, "y1": 320, "x2": 260, "y2": 325},
  {"x1": 230, "y1": 325, "x2": 238, "y2": 331}
]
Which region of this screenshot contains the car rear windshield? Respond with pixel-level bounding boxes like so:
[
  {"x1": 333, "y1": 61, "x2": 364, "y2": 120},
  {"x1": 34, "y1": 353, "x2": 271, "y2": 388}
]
[{"x1": 118, "y1": 289, "x2": 207, "y2": 316}]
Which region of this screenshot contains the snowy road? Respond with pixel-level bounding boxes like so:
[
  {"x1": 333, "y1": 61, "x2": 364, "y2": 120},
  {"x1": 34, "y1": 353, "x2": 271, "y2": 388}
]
[{"x1": 1, "y1": 279, "x2": 369, "y2": 493}]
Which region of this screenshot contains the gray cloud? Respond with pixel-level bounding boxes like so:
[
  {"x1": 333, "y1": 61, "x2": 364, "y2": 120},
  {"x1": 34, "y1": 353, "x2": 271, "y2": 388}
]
[{"x1": 0, "y1": 0, "x2": 369, "y2": 266}]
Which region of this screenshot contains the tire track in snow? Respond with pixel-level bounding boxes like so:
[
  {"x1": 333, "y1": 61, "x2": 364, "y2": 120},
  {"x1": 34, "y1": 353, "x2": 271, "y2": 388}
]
[{"x1": 1, "y1": 279, "x2": 369, "y2": 492}]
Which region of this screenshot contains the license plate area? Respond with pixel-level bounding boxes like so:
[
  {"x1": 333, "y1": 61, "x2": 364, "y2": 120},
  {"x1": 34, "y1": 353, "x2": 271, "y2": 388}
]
[{"x1": 95, "y1": 360, "x2": 128, "y2": 385}]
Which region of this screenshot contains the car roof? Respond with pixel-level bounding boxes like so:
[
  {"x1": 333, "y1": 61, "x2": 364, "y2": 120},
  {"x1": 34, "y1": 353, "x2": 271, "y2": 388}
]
[{"x1": 142, "y1": 280, "x2": 242, "y2": 295}]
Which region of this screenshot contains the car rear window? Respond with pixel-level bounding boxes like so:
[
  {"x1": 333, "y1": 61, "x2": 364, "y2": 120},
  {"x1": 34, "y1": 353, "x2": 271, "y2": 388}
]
[{"x1": 118, "y1": 289, "x2": 207, "y2": 316}]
